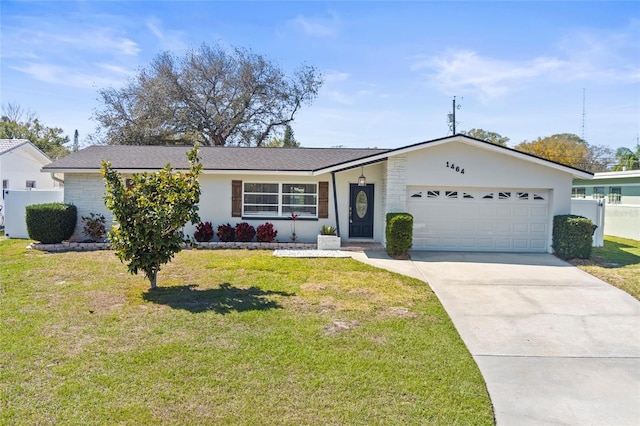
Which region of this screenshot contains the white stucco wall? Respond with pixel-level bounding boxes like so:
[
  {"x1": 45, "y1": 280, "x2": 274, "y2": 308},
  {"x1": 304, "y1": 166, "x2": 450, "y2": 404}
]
[{"x1": 403, "y1": 142, "x2": 572, "y2": 208}]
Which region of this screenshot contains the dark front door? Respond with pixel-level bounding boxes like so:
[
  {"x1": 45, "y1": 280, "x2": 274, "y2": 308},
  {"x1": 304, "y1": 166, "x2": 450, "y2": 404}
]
[{"x1": 349, "y1": 184, "x2": 374, "y2": 238}]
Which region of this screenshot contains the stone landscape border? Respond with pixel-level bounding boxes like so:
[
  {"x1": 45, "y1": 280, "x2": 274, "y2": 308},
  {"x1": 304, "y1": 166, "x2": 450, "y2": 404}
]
[{"x1": 28, "y1": 241, "x2": 317, "y2": 253}]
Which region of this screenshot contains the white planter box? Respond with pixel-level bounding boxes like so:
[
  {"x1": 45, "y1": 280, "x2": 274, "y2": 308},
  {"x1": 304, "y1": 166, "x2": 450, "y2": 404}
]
[{"x1": 317, "y1": 235, "x2": 341, "y2": 250}]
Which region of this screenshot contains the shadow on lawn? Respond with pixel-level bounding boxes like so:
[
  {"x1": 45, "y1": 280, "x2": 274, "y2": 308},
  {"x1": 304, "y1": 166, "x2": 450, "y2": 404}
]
[
  {"x1": 594, "y1": 239, "x2": 640, "y2": 268},
  {"x1": 142, "y1": 283, "x2": 294, "y2": 314}
]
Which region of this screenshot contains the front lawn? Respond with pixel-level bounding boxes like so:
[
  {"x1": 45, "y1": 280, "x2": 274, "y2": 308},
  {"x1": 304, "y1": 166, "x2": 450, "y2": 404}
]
[
  {"x1": 0, "y1": 239, "x2": 493, "y2": 425},
  {"x1": 575, "y1": 235, "x2": 640, "y2": 300}
]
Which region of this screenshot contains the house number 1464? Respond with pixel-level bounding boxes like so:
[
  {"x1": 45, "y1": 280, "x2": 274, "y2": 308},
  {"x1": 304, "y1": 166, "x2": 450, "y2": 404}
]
[{"x1": 446, "y1": 162, "x2": 465, "y2": 174}]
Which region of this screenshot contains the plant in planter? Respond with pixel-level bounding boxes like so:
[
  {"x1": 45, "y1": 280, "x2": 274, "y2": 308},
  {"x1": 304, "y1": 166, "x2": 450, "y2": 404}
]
[
  {"x1": 257, "y1": 222, "x2": 278, "y2": 243},
  {"x1": 317, "y1": 224, "x2": 340, "y2": 250},
  {"x1": 289, "y1": 212, "x2": 299, "y2": 242},
  {"x1": 217, "y1": 223, "x2": 236, "y2": 242},
  {"x1": 320, "y1": 225, "x2": 337, "y2": 236},
  {"x1": 81, "y1": 212, "x2": 106, "y2": 242},
  {"x1": 235, "y1": 222, "x2": 256, "y2": 242},
  {"x1": 193, "y1": 221, "x2": 214, "y2": 242}
]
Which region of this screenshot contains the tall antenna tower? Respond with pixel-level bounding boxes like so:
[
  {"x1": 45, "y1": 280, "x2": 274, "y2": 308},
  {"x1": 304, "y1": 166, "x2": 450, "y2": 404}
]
[{"x1": 581, "y1": 88, "x2": 587, "y2": 141}]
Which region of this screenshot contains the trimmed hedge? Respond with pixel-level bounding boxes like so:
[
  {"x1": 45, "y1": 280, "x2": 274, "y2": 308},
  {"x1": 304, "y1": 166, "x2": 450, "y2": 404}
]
[
  {"x1": 552, "y1": 214, "x2": 596, "y2": 260},
  {"x1": 386, "y1": 213, "x2": 413, "y2": 257},
  {"x1": 26, "y1": 203, "x2": 77, "y2": 244}
]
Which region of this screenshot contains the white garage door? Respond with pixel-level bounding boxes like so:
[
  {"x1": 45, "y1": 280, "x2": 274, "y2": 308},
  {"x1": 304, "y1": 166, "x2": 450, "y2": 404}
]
[{"x1": 407, "y1": 188, "x2": 550, "y2": 252}]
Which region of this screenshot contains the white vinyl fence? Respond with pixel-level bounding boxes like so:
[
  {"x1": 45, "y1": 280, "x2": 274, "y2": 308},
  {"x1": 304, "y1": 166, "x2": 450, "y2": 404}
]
[
  {"x1": 570, "y1": 199, "x2": 605, "y2": 247},
  {"x1": 3, "y1": 189, "x2": 64, "y2": 239},
  {"x1": 604, "y1": 205, "x2": 640, "y2": 241}
]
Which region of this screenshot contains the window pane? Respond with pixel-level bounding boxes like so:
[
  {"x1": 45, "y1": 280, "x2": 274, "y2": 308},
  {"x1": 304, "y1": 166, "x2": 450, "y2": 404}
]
[
  {"x1": 244, "y1": 194, "x2": 278, "y2": 205},
  {"x1": 244, "y1": 205, "x2": 278, "y2": 215},
  {"x1": 283, "y1": 205, "x2": 316, "y2": 216},
  {"x1": 282, "y1": 184, "x2": 316, "y2": 194},
  {"x1": 244, "y1": 183, "x2": 278, "y2": 193},
  {"x1": 282, "y1": 194, "x2": 317, "y2": 205}
]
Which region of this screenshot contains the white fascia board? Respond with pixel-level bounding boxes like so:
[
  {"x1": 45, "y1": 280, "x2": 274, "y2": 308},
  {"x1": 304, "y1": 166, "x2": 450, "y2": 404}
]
[
  {"x1": 593, "y1": 170, "x2": 640, "y2": 179},
  {"x1": 311, "y1": 154, "x2": 390, "y2": 175},
  {"x1": 202, "y1": 169, "x2": 314, "y2": 176},
  {"x1": 573, "y1": 182, "x2": 639, "y2": 188}
]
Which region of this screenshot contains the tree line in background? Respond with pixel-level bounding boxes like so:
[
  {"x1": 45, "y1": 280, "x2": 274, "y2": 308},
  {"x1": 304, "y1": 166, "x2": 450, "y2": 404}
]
[
  {"x1": 462, "y1": 128, "x2": 637, "y2": 173},
  {"x1": 0, "y1": 103, "x2": 73, "y2": 159}
]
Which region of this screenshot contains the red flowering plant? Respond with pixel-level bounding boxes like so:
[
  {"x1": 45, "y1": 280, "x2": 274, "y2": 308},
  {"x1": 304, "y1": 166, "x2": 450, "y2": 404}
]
[
  {"x1": 216, "y1": 223, "x2": 235, "y2": 242},
  {"x1": 235, "y1": 222, "x2": 256, "y2": 242},
  {"x1": 193, "y1": 221, "x2": 214, "y2": 242},
  {"x1": 256, "y1": 222, "x2": 278, "y2": 242},
  {"x1": 289, "y1": 212, "x2": 299, "y2": 242}
]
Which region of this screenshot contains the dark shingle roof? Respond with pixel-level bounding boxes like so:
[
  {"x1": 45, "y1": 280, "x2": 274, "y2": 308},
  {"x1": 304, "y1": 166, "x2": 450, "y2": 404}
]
[{"x1": 42, "y1": 145, "x2": 391, "y2": 172}]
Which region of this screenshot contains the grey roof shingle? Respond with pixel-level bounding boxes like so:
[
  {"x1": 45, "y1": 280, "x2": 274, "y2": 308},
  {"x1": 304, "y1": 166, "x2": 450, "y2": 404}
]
[{"x1": 42, "y1": 145, "x2": 391, "y2": 172}]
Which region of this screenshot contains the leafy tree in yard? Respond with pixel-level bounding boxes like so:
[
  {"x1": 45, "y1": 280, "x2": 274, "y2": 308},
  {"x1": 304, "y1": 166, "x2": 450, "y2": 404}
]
[
  {"x1": 102, "y1": 147, "x2": 202, "y2": 289},
  {"x1": 613, "y1": 146, "x2": 640, "y2": 170},
  {"x1": 514, "y1": 133, "x2": 613, "y2": 172},
  {"x1": 94, "y1": 42, "x2": 323, "y2": 147},
  {"x1": 462, "y1": 128, "x2": 509, "y2": 146},
  {"x1": 283, "y1": 125, "x2": 300, "y2": 147},
  {"x1": 0, "y1": 103, "x2": 70, "y2": 159},
  {"x1": 264, "y1": 124, "x2": 300, "y2": 147}
]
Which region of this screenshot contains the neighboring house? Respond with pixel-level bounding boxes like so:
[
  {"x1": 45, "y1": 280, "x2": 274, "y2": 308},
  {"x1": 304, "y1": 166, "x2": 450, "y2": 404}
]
[
  {"x1": 1, "y1": 139, "x2": 61, "y2": 211},
  {"x1": 42, "y1": 134, "x2": 592, "y2": 253},
  {"x1": 572, "y1": 170, "x2": 640, "y2": 205},
  {"x1": 572, "y1": 170, "x2": 640, "y2": 241}
]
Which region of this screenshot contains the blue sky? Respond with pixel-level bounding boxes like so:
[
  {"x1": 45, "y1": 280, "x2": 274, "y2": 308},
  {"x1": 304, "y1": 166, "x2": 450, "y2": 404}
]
[{"x1": 1, "y1": 1, "x2": 639, "y2": 151}]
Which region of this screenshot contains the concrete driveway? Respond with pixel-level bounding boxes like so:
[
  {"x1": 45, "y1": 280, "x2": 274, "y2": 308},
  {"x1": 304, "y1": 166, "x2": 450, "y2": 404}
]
[{"x1": 350, "y1": 251, "x2": 640, "y2": 426}]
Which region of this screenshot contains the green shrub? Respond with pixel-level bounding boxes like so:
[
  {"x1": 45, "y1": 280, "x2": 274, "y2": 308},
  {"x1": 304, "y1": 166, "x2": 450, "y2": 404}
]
[
  {"x1": 552, "y1": 214, "x2": 596, "y2": 260},
  {"x1": 26, "y1": 203, "x2": 77, "y2": 244},
  {"x1": 386, "y1": 213, "x2": 413, "y2": 257}
]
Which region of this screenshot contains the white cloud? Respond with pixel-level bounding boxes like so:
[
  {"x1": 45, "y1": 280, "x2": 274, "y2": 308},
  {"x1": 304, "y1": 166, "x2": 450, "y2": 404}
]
[
  {"x1": 290, "y1": 14, "x2": 339, "y2": 38},
  {"x1": 324, "y1": 71, "x2": 350, "y2": 83},
  {"x1": 413, "y1": 50, "x2": 555, "y2": 99},
  {"x1": 414, "y1": 23, "x2": 640, "y2": 100},
  {"x1": 145, "y1": 17, "x2": 188, "y2": 52},
  {"x1": 13, "y1": 62, "x2": 131, "y2": 89}
]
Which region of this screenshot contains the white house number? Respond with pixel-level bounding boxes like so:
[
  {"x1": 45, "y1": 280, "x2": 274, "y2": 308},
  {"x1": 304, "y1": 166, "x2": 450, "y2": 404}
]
[{"x1": 445, "y1": 161, "x2": 465, "y2": 174}]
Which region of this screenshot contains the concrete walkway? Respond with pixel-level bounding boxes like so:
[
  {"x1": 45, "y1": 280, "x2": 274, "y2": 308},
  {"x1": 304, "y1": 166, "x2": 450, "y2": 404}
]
[{"x1": 349, "y1": 250, "x2": 640, "y2": 426}]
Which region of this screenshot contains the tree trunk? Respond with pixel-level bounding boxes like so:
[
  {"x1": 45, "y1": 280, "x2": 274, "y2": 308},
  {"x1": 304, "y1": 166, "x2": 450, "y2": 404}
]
[{"x1": 148, "y1": 269, "x2": 158, "y2": 289}]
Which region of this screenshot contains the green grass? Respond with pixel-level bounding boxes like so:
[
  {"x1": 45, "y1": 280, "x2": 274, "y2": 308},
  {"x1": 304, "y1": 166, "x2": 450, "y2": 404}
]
[
  {"x1": 0, "y1": 239, "x2": 493, "y2": 425},
  {"x1": 576, "y1": 235, "x2": 640, "y2": 300}
]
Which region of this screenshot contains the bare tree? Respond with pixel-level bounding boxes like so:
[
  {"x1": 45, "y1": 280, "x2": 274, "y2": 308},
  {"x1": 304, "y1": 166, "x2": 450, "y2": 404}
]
[{"x1": 94, "y1": 43, "x2": 323, "y2": 146}]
